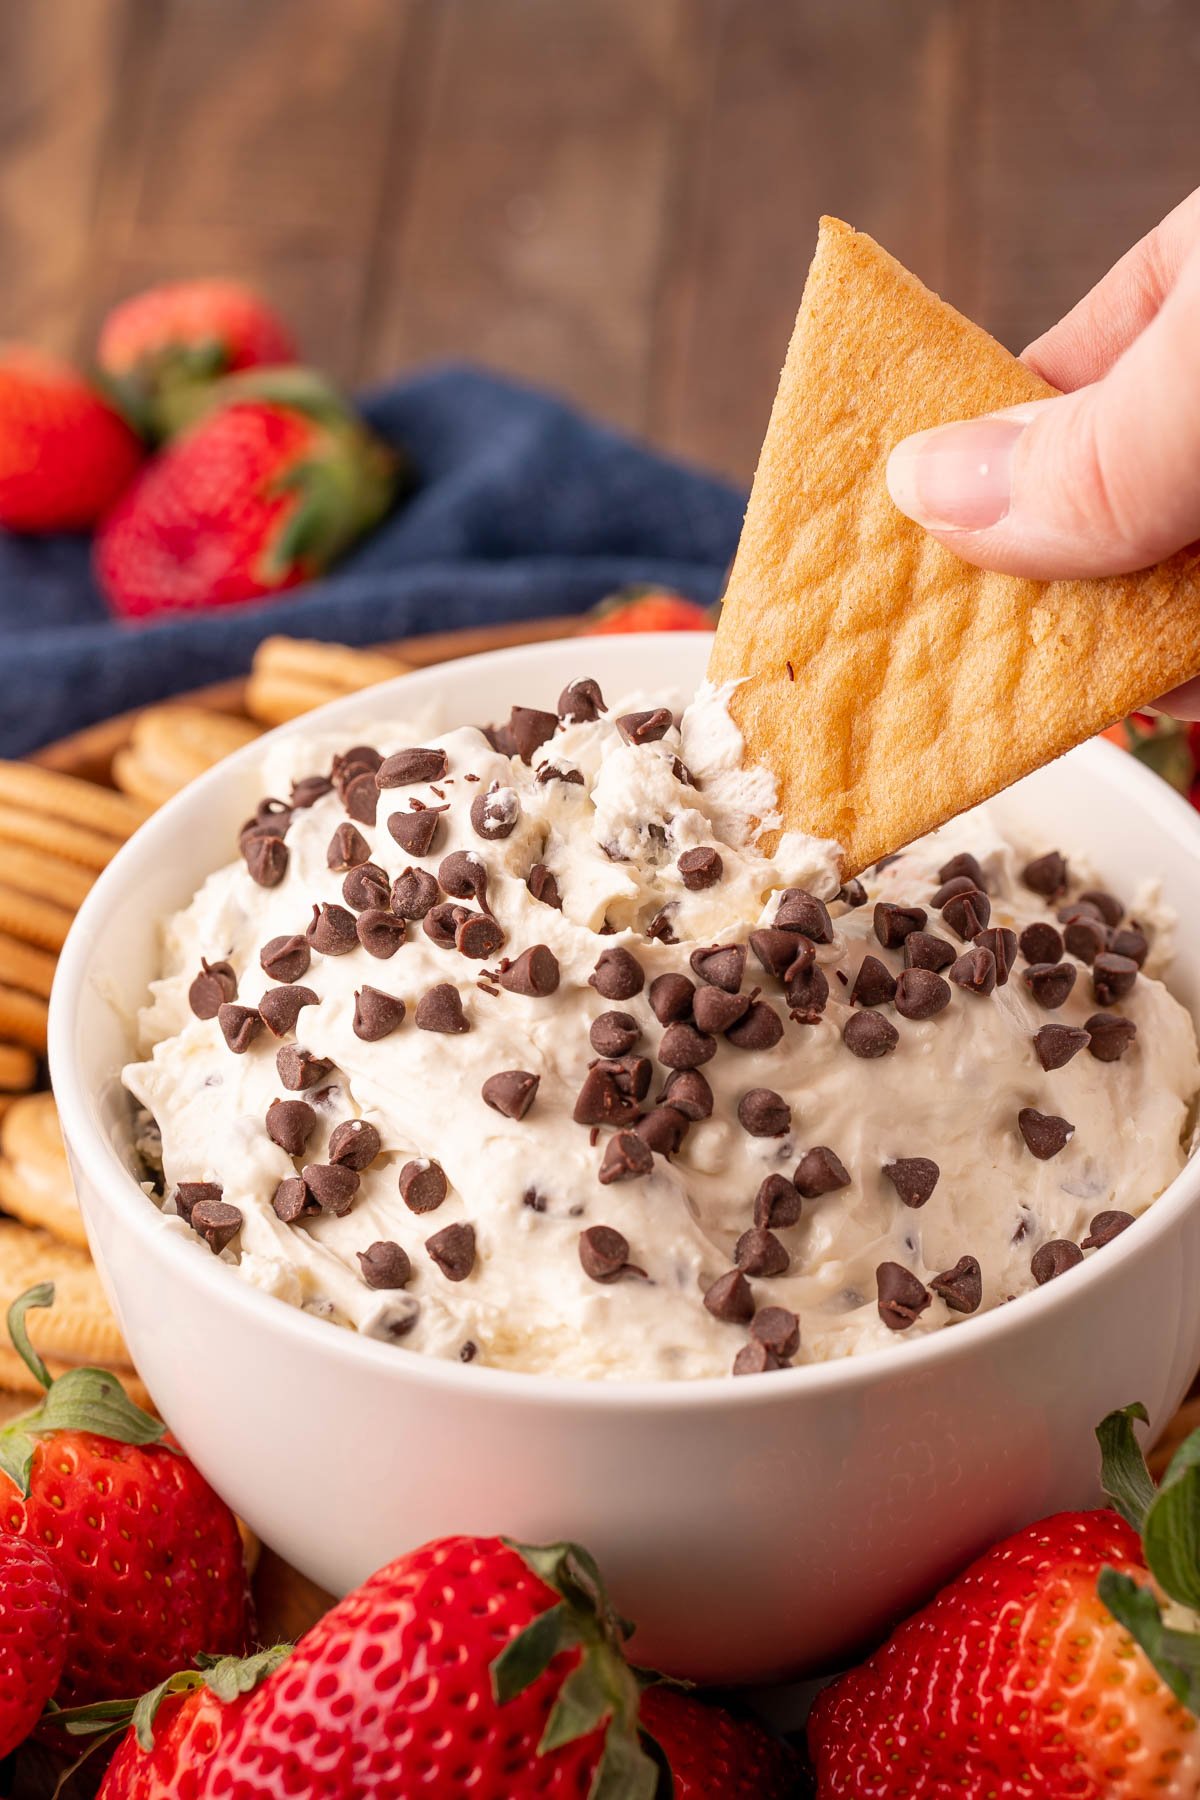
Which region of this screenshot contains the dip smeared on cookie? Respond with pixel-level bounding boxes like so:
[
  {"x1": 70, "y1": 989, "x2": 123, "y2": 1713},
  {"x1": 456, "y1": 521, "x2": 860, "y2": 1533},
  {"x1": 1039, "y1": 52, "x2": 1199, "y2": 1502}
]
[{"x1": 124, "y1": 679, "x2": 1200, "y2": 1379}]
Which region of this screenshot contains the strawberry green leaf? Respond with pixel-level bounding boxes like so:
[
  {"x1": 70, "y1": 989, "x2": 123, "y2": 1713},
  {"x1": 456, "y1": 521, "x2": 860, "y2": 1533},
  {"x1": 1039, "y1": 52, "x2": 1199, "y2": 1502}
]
[
  {"x1": 197, "y1": 1643, "x2": 292, "y2": 1702},
  {"x1": 492, "y1": 1602, "x2": 581, "y2": 1706},
  {"x1": 1126, "y1": 718, "x2": 1196, "y2": 795},
  {"x1": 539, "y1": 1652, "x2": 613, "y2": 1753},
  {"x1": 1144, "y1": 1443, "x2": 1200, "y2": 1612},
  {"x1": 591, "y1": 1727, "x2": 663, "y2": 1800},
  {"x1": 1097, "y1": 1403, "x2": 1156, "y2": 1531},
  {"x1": 1098, "y1": 1567, "x2": 1200, "y2": 1714},
  {"x1": 8, "y1": 1283, "x2": 55, "y2": 1391}
]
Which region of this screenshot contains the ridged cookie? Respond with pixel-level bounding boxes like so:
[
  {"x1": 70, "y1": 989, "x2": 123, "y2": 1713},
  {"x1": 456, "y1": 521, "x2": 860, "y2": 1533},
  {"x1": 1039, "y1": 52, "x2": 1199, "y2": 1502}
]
[
  {"x1": 0, "y1": 1220, "x2": 133, "y2": 1375},
  {"x1": 113, "y1": 705, "x2": 262, "y2": 807},
  {"x1": 245, "y1": 635, "x2": 410, "y2": 726},
  {"x1": 0, "y1": 1092, "x2": 86, "y2": 1249}
]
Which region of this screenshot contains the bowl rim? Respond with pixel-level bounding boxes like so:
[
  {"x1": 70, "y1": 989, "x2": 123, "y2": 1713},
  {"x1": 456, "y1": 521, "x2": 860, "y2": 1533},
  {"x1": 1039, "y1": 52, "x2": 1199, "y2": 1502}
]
[{"x1": 48, "y1": 632, "x2": 1200, "y2": 1415}]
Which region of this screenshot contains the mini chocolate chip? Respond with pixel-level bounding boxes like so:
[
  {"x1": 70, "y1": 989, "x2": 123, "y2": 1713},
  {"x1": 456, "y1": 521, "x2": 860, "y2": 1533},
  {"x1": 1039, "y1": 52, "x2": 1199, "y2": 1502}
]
[
  {"x1": 1080, "y1": 888, "x2": 1124, "y2": 927},
  {"x1": 498, "y1": 945, "x2": 560, "y2": 997},
  {"x1": 470, "y1": 784, "x2": 520, "y2": 841},
  {"x1": 482, "y1": 1069, "x2": 539, "y2": 1120},
  {"x1": 617, "y1": 708, "x2": 672, "y2": 745},
  {"x1": 692, "y1": 986, "x2": 751, "y2": 1034},
  {"x1": 387, "y1": 808, "x2": 442, "y2": 857},
  {"x1": 307, "y1": 903, "x2": 358, "y2": 957},
  {"x1": 1093, "y1": 952, "x2": 1138, "y2": 1005},
  {"x1": 1019, "y1": 922, "x2": 1063, "y2": 965},
  {"x1": 482, "y1": 719, "x2": 516, "y2": 756},
  {"x1": 735, "y1": 1227, "x2": 789, "y2": 1277},
  {"x1": 726, "y1": 1001, "x2": 785, "y2": 1052},
  {"x1": 189, "y1": 959, "x2": 237, "y2": 1020},
  {"x1": 949, "y1": 947, "x2": 996, "y2": 997},
  {"x1": 1023, "y1": 961, "x2": 1077, "y2": 1010},
  {"x1": 678, "y1": 847, "x2": 723, "y2": 890},
  {"x1": 851, "y1": 955, "x2": 897, "y2": 1008},
  {"x1": 737, "y1": 1088, "x2": 790, "y2": 1137},
  {"x1": 941, "y1": 888, "x2": 991, "y2": 940},
  {"x1": 704, "y1": 1269, "x2": 754, "y2": 1323},
  {"x1": 557, "y1": 676, "x2": 606, "y2": 723},
  {"x1": 598, "y1": 1130, "x2": 654, "y2": 1184},
  {"x1": 750, "y1": 927, "x2": 804, "y2": 980},
  {"x1": 579, "y1": 1225, "x2": 633, "y2": 1283},
  {"x1": 733, "y1": 1341, "x2": 786, "y2": 1376},
  {"x1": 689, "y1": 943, "x2": 746, "y2": 993},
  {"x1": 426, "y1": 1221, "x2": 476, "y2": 1281},
  {"x1": 272, "y1": 1177, "x2": 316, "y2": 1224},
  {"x1": 634, "y1": 1105, "x2": 690, "y2": 1156},
  {"x1": 1018, "y1": 1107, "x2": 1074, "y2": 1159},
  {"x1": 258, "y1": 985, "x2": 318, "y2": 1037},
  {"x1": 1031, "y1": 1238, "x2": 1083, "y2": 1284},
  {"x1": 574, "y1": 1064, "x2": 638, "y2": 1127},
  {"x1": 343, "y1": 772, "x2": 380, "y2": 826},
  {"x1": 399, "y1": 1158, "x2": 448, "y2": 1213},
  {"x1": 903, "y1": 931, "x2": 956, "y2": 973},
  {"x1": 1023, "y1": 850, "x2": 1068, "y2": 897},
  {"x1": 657, "y1": 1022, "x2": 716, "y2": 1071},
  {"x1": 291, "y1": 773, "x2": 333, "y2": 808},
  {"x1": 243, "y1": 833, "x2": 288, "y2": 888},
  {"x1": 839, "y1": 878, "x2": 869, "y2": 909},
  {"x1": 327, "y1": 823, "x2": 371, "y2": 871},
  {"x1": 785, "y1": 960, "x2": 829, "y2": 1023},
  {"x1": 377, "y1": 747, "x2": 449, "y2": 788},
  {"x1": 975, "y1": 927, "x2": 1018, "y2": 986},
  {"x1": 415, "y1": 983, "x2": 469, "y2": 1033},
  {"x1": 842, "y1": 1011, "x2": 898, "y2": 1058},
  {"x1": 930, "y1": 874, "x2": 978, "y2": 909},
  {"x1": 342, "y1": 863, "x2": 390, "y2": 912},
  {"x1": 876, "y1": 1262, "x2": 931, "y2": 1330},
  {"x1": 455, "y1": 912, "x2": 505, "y2": 960},
  {"x1": 1064, "y1": 915, "x2": 1109, "y2": 964},
  {"x1": 754, "y1": 1173, "x2": 802, "y2": 1229},
  {"x1": 1081, "y1": 1209, "x2": 1134, "y2": 1249},
  {"x1": 392, "y1": 867, "x2": 441, "y2": 920},
  {"x1": 356, "y1": 908, "x2": 408, "y2": 959},
  {"x1": 217, "y1": 1003, "x2": 262, "y2": 1054},
  {"x1": 662, "y1": 1068, "x2": 713, "y2": 1120},
  {"x1": 301, "y1": 1162, "x2": 359, "y2": 1216},
  {"x1": 930, "y1": 1255, "x2": 982, "y2": 1314},
  {"x1": 190, "y1": 1197, "x2": 243, "y2": 1254},
  {"x1": 1034, "y1": 1023, "x2": 1091, "y2": 1071},
  {"x1": 328, "y1": 1119, "x2": 381, "y2": 1170},
  {"x1": 1085, "y1": 1013, "x2": 1137, "y2": 1062},
  {"x1": 260, "y1": 934, "x2": 311, "y2": 983},
  {"x1": 883, "y1": 1157, "x2": 939, "y2": 1208},
  {"x1": 265, "y1": 1098, "x2": 316, "y2": 1156},
  {"x1": 649, "y1": 972, "x2": 694, "y2": 1024},
  {"x1": 896, "y1": 966, "x2": 953, "y2": 1017},
  {"x1": 174, "y1": 1181, "x2": 222, "y2": 1225},
  {"x1": 438, "y1": 850, "x2": 489, "y2": 907},
  {"x1": 536, "y1": 758, "x2": 584, "y2": 788},
  {"x1": 241, "y1": 796, "x2": 291, "y2": 841},
  {"x1": 776, "y1": 889, "x2": 833, "y2": 943},
  {"x1": 646, "y1": 909, "x2": 681, "y2": 948},
  {"x1": 1059, "y1": 899, "x2": 1104, "y2": 926},
  {"x1": 332, "y1": 746, "x2": 382, "y2": 800},
  {"x1": 506, "y1": 705, "x2": 559, "y2": 764},
  {"x1": 794, "y1": 1146, "x2": 851, "y2": 1198},
  {"x1": 590, "y1": 947, "x2": 645, "y2": 1000},
  {"x1": 938, "y1": 852, "x2": 987, "y2": 891},
  {"x1": 358, "y1": 1241, "x2": 412, "y2": 1289},
  {"x1": 276, "y1": 1044, "x2": 333, "y2": 1091},
  {"x1": 353, "y1": 987, "x2": 405, "y2": 1041},
  {"x1": 423, "y1": 901, "x2": 468, "y2": 949},
  {"x1": 460, "y1": 1340, "x2": 477, "y2": 1362},
  {"x1": 1109, "y1": 925, "x2": 1149, "y2": 966},
  {"x1": 527, "y1": 863, "x2": 562, "y2": 909},
  {"x1": 589, "y1": 1011, "x2": 641, "y2": 1056},
  {"x1": 874, "y1": 902, "x2": 927, "y2": 948},
  {"x1": 750, "y1": 1306, "x2": 800, "y2": 1359}
]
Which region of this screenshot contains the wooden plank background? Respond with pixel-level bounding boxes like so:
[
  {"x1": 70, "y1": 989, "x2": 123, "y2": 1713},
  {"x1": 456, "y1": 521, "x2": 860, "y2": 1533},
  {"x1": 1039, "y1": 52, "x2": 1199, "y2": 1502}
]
[{"x1": 0, "y1": 0, "x2": 1197, "y2": 484}]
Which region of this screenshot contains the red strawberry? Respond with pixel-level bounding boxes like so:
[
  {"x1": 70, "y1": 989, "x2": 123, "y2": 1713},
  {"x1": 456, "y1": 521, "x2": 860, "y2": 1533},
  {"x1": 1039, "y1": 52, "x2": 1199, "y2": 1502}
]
[
  {"x1": 0, "y1": 347, "x2": 142, "y2": 532},
  {"x1": 809, "y1": 1404, "x2": 1200, "y2": 1797},
  {"x1": 99, "y1": 281, "x2": 296, "y2": 438},
  {"x1": 0, "y1": 1535, "x2": 67, "y2": 1757},
  {"x1": 584, "y1": 587, "x2": 716, "y2": 634},
  {"x1": 637, "y1": 1683, "x2": 800, "y2": 1797},
  {"x1": 94, "y1": 370, "x2": 399, "y2": 618},
  {"x1": 0, "y1": 1283, "x2": 252, "y2": 1710}
]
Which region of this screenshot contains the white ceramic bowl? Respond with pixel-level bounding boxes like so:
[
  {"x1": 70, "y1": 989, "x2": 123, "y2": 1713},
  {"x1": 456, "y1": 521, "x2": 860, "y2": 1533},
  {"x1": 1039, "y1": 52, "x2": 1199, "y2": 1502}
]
[{"x1": 49, "y1": 634, "x2": 1200, "y2": 1685}]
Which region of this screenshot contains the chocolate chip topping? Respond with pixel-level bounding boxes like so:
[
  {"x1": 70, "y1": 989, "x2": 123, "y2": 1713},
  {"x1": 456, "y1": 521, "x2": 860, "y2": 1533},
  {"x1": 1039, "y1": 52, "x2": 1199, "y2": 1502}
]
[
  {"x1": 842, "y1": 1011, "x2": 899, "y2": 1058},
  {"x1": 356, "y1": 908, "x2": 408, "y2": 959},
  {"x1": 498, "y1": 945, "x2": 560, "y2": 997},
  {"x1": 579, "y1": 1225, "x2": 635, "y2": 1283},
  {"x1": 399, "y1": 1158, "x2": 448, "y2": 1213},
  {"x1": 327, "y1": 823, "x2": 371, "y2": 872},
  {"x1": 415, "y1": 983, "x2": 469, "y2": 1033},
  {"x1": 634, "y1": 1105, "x2": 690, "y2": 1156},
  {"x1": 438, "y1": 850, "x2": 489, "y2": 908},
  {"x1": 1082, "y1": 1210, "x2": 1135, "y2": 1249},
  {"x1": 481, "y1": 720, "x2": 516, "y2": 756},
  {"x1": 258, "y1": 984, "x2": 318, "y2": 1037},
  {"x1": 423, "y1": 901, "x2": 468, "y2": 948},
  {"x1": 1085, "y1": 1012, "x2": 1137, "y2": 1062},
  {"x1": 470, "y1": 783, "x2": 520, "y2": 841},
  {"x1": 272, "y1": 1177, "x2": 315, "y2": 1224},
  {"x1": 217, "y1": 1003, "x2": 261, "y2": 1054},
  {"x1": 737, "y1": 1088, "x2": 790, "y2": 1137},
  {"x1": 482, "y1": 1069, "x2": 539, "y2": 1120},
  {"x1": 332, "y1": 746, "x2": 382, "y2": 801},
  {"x1": 776, "y1": 889, "x2": 833, "y2": 943},
  {"x1": 977, "y1": 927, "x2": 1018, "y2": 986},
  {"x1": 1018, "y1": 1107, "x2": 1074, "y2": 1160},
  {"x1": 1031, "y1": 1238, "x2": 1083, "y2": 1284},
  {"x1": 649, "y1": 972, "x2": 694, "y2": 1024},
  {"x1": 678, "y1": 847, "x2": 723, "y2": 891},
  {"x1": 174, "y1": 1181, "x2": 222, "y2": 1225},
  {"x1": 785, "y1": 961, "x2": 829, "y2": 1024},
  {"x1": 526, "y1": 863, "x2": 562, "y2": 909},
  {"x1": 301, "y1": 1162, "x2": 360, "y2": 1216},
  {"x1": 327, "y1": 1119, "x2": 381, "y2": 1171},
  {"x1": 876, "y1": 1262, "x2": 931, "y2": 1330},
  {"x1": 598, "y1": 1130, "x2": 655, "y2": 1184},
  {"x1": 188, "y1": 959, "x2": 237, "y2": 1020},
  {"x1": 1080, "y1": 887, "x2": 1123, "y2": 927},
  {"x1": 735, "y1": 1227, "x2": 789, "y2": 1277},
  {"x1": 903, "y1": 931, "x2": 956, "y2": 973},
  {"x1": 1023, "y1": 850, "x2": 1068, "y2": 897},
  {"x1": 1019, "y1": 922, "x2": 1063, "y2": 966},
  {"x1": 342, "y1": 863, "x2": 390, "y2": 913},
  {"x1": 589, "y1": 947, "x2": 644, "y2": 1000},
  {"x1": 704, "y1": 1269, "x2": 755, "y2": 1324},
  {"x1": 557, "y1": 676, "x2": 606, "y2": 724},
  {"x1": 387, "y1": 807, "x2": 442, "y2": 857},
  {"x1": 874, "y1": 902, "x2": 927, "y2": 948},
  {"x1": 241, "y1": 797, "x2": 291, "y2": 843},
  {"x1": 306, "y1": 903, "x2": 358, "y2": 957},
  {"x1": 895, "y1": 966, "x2": 953, "y2": 1018},
  {"x1": 276, "y1": 1044, "x2": 332, "y2": 1090},
  {"x1": 941, "y1": 887, "x2": 991, "y2": 941},
  {"x1": 883, "y1": 1156, "x2": 940, "y2": 1209},
  {"x1": 589, "y1": 1011, "x2": 640, "y2": 1057},
  {"x1": 616, "y1": 708, "x2": 672, "y2": 745},
  {"x1": 377, "y1": 747, "x2": 449, "y2": 788},
  {"x1": 949, "y1": 946, "x2": 997, "y2": 997},
  {"x1": 358, "y1": 1241, "x2": 412, "y2": 1290},
  {"x1": 732, "y1": 1341, "x2": 785, "y2": 1376},
  {"x1": 426, "y1": 1221, "x2": 476, "y2": 1281},
  {"x1": 750, "y1": 927, "x2": 804, "y2": 980},
  {"x1": 1063, "y1": 914, "x2": 1109, "y2": 964},
  {"x1": 750, "y1": 1306, "x2": 800, "y2": 1359},
  {"x1": 851, "y1": 955, "x2": 897, "y2": 1008},
  {"x1": 455, "y1": 912, "x2": 505, "y2": 961},
  {"x1": 343, "y1": 773, "x2": 380, "y2": 827},
  {"x1": 190, "y1": 1196, "x2": 243, "y2": 1254},
  {"x1": 839, "y1": 879, "x2": 869, "y2": 909},
  {"x1": 930, "y1": 1255, "x2": 982, "y2": 1314},
  {"x1": 794, "y1": 1146, "x2": 850, "y2": 1199},
  {"x1": 659, "y1": 1021, "x2": 717, "y2": 1069},
  {"x1": 243, "y1": 832, "x2": 288, "y2": 889},
  {"x1": 265, "y1": 1098, "x2": 316, "y2": 1156},
  {"x1": 692, "y1": 987, "x2": 750, "y2": 1035},
  {"x1": 754, "y1": 1173, "x2": 802, "y2": 1229},
  {"x1": 291, "y1": 773, "x2": 333, "y2": 809},
  {"x1": 353, "y1": 986, "x2": 405, "y2": 1041},
  {"x1": 391, "y1": 867, "x2": 440, "y2": 920},
  {"x1": 1034, "y1": 1023, "x2": 1091, "y2": 1071},
  {"x1": 661, "y1": 1068, "x2": 713, "y2": 1120},
  {"x1": 938, "y1": 852, "x2": 987, "y2": 891},
  {"x1": 1023, "y1": 961, "x2": 1077, "y2": 1010},
  {"x1": 260, "y1": 934, "x2": 311, "y2": 983},
  {"x1": 689, "y1": 943, "x2": 746, "y2": 993},
  {"x1": 1110, "y1": 925, "x2": 1148, "y2": 966},
  {"x1": 1093, "y1": 952, "x2": 1139, "y2": 1006}
]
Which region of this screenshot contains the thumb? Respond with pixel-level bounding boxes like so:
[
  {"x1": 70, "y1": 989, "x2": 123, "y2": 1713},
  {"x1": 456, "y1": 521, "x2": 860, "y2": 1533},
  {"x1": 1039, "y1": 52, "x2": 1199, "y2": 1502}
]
[{"x1": 886, "y1": 241, "x2": 1200, "y2": 579}]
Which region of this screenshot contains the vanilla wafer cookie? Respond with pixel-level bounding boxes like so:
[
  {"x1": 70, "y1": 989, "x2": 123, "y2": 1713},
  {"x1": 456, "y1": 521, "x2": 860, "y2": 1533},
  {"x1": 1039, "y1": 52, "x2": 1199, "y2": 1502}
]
[
  {"x1": 0, "y1": 1046, "x2": 36, "y2": 1093},
  {"x1": 0, "y1": 803, "x2": 124, "y2": 872},
  {"x1": 0, "y1": 763, "x2": 151, "y2": 842},
  {"x1": 0, "y1": 1220, "x2": 137, "y2": 1379},
  {"x1": 113, "y1": 705, "x2": 262, "y2": 807},
  {"x1": 0, "y1": 1092, "x2": 86, "y2": 1249},
  {"x1": 0, "y1": 936, "x2": 56, "y2": 1000},
  {"x1": 0, "y1": 842, "x2": 94, "y2": 912},
  {"x1": 0, "y1": 885, "x2": 74, "y2": 955},
  {"x1": 246, "y1": 636, "x2": 410, "y2": 726},
  {"x1": 0, "y1": 986, "x2": 48, "y2": 1053}
]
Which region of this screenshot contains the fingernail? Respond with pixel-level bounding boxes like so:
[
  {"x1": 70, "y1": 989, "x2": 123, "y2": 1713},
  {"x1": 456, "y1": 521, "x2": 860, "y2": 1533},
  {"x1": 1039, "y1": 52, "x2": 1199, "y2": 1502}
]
[{"x1": 886, "y1": 416, "x2": 1027, "y2": 531}]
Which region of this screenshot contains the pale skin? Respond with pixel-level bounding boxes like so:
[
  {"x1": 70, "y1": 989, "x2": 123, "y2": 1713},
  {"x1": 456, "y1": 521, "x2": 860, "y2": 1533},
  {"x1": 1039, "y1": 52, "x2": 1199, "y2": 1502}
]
[{"x1": 886, "y1": 186, "x2": 1200, "y2": 719}]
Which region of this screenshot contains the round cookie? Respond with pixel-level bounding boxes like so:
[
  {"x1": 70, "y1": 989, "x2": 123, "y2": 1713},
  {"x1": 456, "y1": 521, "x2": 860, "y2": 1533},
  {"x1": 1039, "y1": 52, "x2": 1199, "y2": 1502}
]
[
  {"x1": 0, "y1": 1219, "x2": 148, "y2": 1408},
  {"x1": 0, "y1": 1092, "x2": 87, "y2": 1249},
  {"x1": 113, "y1": 706, "x2": 262, "y2": 807}
]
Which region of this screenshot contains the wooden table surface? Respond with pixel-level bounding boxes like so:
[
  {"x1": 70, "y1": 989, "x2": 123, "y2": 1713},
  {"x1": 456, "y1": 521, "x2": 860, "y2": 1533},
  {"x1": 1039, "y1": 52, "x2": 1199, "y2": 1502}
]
[{"x1": 1, "y1": 0, "x2": 1198, "y2": 486}]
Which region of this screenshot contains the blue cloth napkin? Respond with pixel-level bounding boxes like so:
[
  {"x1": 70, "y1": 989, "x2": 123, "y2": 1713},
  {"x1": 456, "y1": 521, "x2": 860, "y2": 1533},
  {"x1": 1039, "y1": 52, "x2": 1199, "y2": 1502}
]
[{"x1": 0, "y1": 365, "x2": 745, "y2": 757}]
